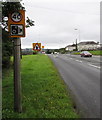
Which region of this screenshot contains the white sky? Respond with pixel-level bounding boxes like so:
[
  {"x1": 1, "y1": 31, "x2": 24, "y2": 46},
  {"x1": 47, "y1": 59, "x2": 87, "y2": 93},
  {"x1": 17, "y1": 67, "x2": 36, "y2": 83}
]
[{"x1": 21, "y1": 0, "x2": 101, "y2": 49}]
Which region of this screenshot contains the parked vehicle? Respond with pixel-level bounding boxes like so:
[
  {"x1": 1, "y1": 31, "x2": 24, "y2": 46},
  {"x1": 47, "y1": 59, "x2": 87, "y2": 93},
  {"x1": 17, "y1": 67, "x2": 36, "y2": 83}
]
[{"x1": 80, "y1": 51, "x2": 92, "y2": 57}]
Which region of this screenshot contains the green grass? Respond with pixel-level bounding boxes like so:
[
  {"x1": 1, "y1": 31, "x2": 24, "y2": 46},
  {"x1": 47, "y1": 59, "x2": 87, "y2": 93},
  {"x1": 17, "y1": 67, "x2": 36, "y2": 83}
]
[
  {"x1": 73, "y1": 50, "x2": 102, "y2": 55},
  {"x1": 89, "y1": 50, "x2": 102, "y2": 55},
  {"x1": 2, "y1": 54, "x2": 79, "y2": 118},
  {"x1": 72, "y1": 52, "x2": 80, "y2": 55}
]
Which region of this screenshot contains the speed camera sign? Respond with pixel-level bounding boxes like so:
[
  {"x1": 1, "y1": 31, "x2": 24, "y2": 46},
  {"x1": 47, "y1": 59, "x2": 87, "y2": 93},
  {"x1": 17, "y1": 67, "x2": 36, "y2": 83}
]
[
  {"x1": 10, "y1": 25, "x2": 24, "y2": 36},
  {"x1": 11, "y1": 12, "x2": 22, "y2": 22}
]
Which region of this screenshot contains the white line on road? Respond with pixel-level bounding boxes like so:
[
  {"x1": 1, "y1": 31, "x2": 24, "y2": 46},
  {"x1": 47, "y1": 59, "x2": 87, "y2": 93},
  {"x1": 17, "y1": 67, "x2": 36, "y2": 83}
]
[
  {"x1": 75, "y1": 60, "x2": 82, "y2": 63},
  {"x1": 70, "y1": 58, "x2": 73, "y2": 59},
  {"x1": 88, "y1": 63, "x2": 101, "y2": 69},
  {"x1": 93, "y1": 55, "x2": 101, "y2": 58}
]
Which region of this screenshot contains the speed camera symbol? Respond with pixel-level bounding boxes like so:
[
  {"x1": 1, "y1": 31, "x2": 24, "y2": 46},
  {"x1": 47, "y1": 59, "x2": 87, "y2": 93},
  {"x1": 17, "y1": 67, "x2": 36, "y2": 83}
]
[{"x1": 10, "y1": 25, "x2": 23, "y2": 35}]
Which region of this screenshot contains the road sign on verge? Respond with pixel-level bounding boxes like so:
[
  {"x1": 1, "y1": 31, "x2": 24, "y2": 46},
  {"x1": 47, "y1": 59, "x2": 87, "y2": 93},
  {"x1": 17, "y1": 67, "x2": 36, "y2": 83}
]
[
  {"x1": 32, "y1": 43, "x2": 41, "y2": 51},
  {"x1": 11, "y1": 12, "x2": 22, "y2": 22},
  {"x1": 8, "y1": 10, "x2": 25, "y2": 37},
  {"x1": 42, "y1": 46, "x2": 44, "y2": 49},
  {"x1": 10, "y1": 24, "x2": 24, "y2": 36},
  {"x1": 8, "y1": 10, "x2": 25, "y2": 113}
]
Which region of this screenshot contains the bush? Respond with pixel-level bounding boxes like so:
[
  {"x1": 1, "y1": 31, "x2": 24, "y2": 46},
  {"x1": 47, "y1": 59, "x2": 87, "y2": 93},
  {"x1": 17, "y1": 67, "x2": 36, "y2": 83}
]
[
  {"x1": 2, "y1": 28, "x2": 13, "y2": 68},
  {"x1": 33, "y1": 51, "x2": 38, "y2": 54}
]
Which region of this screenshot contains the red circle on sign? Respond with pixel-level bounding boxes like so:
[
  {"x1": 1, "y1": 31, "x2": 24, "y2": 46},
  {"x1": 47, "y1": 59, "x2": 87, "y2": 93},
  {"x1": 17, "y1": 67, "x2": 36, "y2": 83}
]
[{"x1": 11, "y1": 12, "x2": 22, "y2": 22}]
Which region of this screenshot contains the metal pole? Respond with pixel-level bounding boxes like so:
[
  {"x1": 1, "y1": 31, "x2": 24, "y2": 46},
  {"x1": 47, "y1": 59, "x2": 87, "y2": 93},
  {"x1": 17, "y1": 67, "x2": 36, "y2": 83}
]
[
  {"x1": 74, "y1": 28, "x2": 80, "y2": 43},
  {"x1": 14, "y1": 38, "x2": 22, "y2": 113},
  {"x1": 76, "y1": 39, "x2": 78, "y2": 51},
  {"x1": 78, "y1": 29, "x2": 80, "y2": 43}
]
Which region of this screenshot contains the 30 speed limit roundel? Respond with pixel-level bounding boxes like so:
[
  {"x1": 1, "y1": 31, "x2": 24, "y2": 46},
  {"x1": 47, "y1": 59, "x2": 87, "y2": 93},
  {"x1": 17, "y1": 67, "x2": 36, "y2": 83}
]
[{"x1": 11, "y1": 12, "x2": 22, "y2": 22}]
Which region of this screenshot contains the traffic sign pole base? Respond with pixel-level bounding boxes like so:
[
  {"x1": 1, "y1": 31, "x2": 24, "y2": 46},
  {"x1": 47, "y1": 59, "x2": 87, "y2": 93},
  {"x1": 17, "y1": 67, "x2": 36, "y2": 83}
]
[{"x1": 14, "y1": 38, "x2": 22, "y2": 113}]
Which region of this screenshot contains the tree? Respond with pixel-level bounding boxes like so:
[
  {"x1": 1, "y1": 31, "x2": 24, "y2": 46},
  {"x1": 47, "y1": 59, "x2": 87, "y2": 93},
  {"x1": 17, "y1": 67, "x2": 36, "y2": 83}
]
[
  {"x1": 2, "y1": 27, "x2": 13, "y2": 68},
  {"x1": 59, "y1": 48, "x2": 66, "y2": 54}
]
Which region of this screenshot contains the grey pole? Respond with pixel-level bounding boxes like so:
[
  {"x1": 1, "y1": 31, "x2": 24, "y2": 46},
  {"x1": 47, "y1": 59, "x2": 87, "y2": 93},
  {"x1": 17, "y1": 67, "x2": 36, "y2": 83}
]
[
  {"x1": 74, "y1": 28, "x2": 80, "y2": 43},
  {"x1": 13, "y1": 38, "x2": 22, "y2": 113},
  {"x1": 76, "y1": 39, "x2": 78, "y2": 51},
  {"x1": 78, "y1": 29, "x2": 80, "y2": 43}
]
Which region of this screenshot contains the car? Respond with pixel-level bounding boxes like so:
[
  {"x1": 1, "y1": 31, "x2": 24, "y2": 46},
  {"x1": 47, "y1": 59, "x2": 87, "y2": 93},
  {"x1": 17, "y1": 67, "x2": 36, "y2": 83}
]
[
  {"x1": 42, "y1": 51, "x2": 45, "y2": 54},
  {"x1": 54, "y1": 52, "x2": 59, "y2": 54},
  {"x1": 80, "y1": 51, "x2": 92, "y2": 57}
]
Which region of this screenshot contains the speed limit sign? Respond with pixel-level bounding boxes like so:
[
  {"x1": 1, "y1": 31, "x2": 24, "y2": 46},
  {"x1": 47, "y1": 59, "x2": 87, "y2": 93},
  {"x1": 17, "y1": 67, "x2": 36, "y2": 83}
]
[
  {"x1": 11, "y1": 12, "x2": 22, "y2": 22},
  {"x1": 8, "y1": 10, "x2": 25, "y2": 37}
]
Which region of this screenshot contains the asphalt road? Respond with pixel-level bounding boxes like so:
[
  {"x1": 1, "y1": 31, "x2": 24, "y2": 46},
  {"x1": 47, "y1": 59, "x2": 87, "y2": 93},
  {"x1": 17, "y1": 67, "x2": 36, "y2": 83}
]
[{"x1": 49, "y1": 54, "x2": 101, "y2": 118}]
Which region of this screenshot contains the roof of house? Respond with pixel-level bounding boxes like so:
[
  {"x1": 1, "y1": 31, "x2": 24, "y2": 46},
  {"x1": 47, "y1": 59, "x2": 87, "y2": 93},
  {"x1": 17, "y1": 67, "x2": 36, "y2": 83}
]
[
  {"x1": 66, "y1": 44, "x2": 76, "y2": 48},
  {"x1": 78, "y1": 41, "x2": 98, "y2": 45}
]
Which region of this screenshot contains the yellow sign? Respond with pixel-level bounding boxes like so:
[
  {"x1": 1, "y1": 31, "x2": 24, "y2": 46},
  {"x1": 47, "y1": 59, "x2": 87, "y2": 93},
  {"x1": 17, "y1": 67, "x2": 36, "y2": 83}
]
[
  {"x1": 32, "y1": 43, "x2": 41, "y2": 51},
  {"x1": 42, "y1": 46, "x2": 44, "y2": 49},
  {"x1": 8, "y1": 10, "x2": 25, "y2": 37}
]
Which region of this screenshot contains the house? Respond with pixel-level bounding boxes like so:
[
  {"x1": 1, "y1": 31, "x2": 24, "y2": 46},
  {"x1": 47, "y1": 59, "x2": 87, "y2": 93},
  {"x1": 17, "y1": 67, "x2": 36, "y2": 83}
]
[
  {"x1": 97, "y1": 44, "x2": 102, "y2": 50},
  {"x1": 65, "y1": 44, "x2": 76, "y2": 51},
  {"x1": 77, "y1": 41, "x2": 99, "y2": 51}
]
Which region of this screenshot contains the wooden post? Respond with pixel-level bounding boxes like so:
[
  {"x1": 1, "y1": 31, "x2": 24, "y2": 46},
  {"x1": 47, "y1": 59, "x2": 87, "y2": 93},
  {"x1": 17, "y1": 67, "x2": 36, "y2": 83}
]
[
  {"x1": 14, "y1": 38, "x2": 22, "y2": 113},
  {"x1": 20, "y1": 40, "x2": 22, "y2": 59}
]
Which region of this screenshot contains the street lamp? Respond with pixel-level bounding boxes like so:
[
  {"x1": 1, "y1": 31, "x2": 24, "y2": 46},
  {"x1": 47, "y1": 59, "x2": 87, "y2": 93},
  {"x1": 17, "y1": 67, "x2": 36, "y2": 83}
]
[
  {"x1": 74, "y1": 28, "x2": 81, "y2": 51},
  {"x1": 74, "y1": 28, "x2": 80, "y2": 43},
  {"x1": 74, "y1": 29, "x2": 78, "y2": 51}
]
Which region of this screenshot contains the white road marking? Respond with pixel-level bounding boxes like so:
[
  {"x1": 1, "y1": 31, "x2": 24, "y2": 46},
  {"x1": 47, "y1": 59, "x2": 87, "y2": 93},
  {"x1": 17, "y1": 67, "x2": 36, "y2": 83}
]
[
  {"x1": 75, "y1": 60, "x2": 82, "y2": 63},
  {"x1": 88, "y1": 63, "x2": 101, "y2": 69},
  {"x1": 93, "y1": 55, "x2": 100, "y2": 58},
  {"x1": 70, "y1": 58, "x2": 73, "y2": 59}
]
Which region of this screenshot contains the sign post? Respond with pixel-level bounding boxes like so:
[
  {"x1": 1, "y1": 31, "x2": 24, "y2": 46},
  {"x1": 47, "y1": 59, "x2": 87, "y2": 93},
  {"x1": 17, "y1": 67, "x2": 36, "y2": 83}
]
[
  {"x1": 14, "y1": 38, "x2": 22, "y2": 112},
  {"x1": 8, "y1": 10, "x2": 25, "y2": 112}
]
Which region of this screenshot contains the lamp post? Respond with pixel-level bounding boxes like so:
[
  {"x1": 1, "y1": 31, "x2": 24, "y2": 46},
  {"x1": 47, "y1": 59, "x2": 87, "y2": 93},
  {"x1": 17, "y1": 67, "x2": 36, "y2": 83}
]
[
  {"x1": 74, "y1": 28, "x2": 80, "y2": 43},
  {"x1": 76, "y1": 38, "x2": 78, "y2": 51},
  {"x1": 74, "y1": 28, "x2": 80, "y2": 51}
]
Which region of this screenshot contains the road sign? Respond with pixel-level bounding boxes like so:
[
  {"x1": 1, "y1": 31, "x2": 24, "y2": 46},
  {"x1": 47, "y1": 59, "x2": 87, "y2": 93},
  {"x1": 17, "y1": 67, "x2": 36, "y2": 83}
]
[
  {"x1": 11, "y1": 12, "x2": 22, "y2": 22},
  {"x1": 10, "y1": 24, "x2": 24, "y2": 36},
  {"x1": 42, "y1": 46, "x2": 44, "y2": 49},
  {"x1": 8, "y1": 10, "x2": 25, "y2": 113},
  {"x1": 8, "y1": 10, "x2": 25, "y2": 37},
  {"x1": 32, "y1": 43, "x2": 41, "y2": 51}
]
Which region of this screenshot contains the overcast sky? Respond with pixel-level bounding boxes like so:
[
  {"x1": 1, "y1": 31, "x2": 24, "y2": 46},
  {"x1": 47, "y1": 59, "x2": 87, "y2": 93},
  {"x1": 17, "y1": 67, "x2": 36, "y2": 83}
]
[{"x1": 21, "y1": 0, "x2": 101, "y2": 49}]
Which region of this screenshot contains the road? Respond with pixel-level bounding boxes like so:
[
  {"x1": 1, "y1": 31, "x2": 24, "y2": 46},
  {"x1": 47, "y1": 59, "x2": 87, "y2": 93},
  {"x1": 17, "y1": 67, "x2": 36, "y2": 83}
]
[{"x1": 49, "y1": 54, "x2": 101, "y2": 118}]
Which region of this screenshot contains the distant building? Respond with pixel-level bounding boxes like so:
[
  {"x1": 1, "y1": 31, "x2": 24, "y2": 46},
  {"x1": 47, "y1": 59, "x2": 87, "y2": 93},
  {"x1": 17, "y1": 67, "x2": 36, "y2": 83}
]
[
  {"x1": 77, "y1": 41, "x2": 99, "y2": 51},
  {"x1": 65, "y1": 41, "x2": 101, "y2": 51},
  {"x1": 65, "y1": 44, "x2": 76, "y2": 51},
  {"x1": 97, "y1": 44, "x2": 102, "y2": 50},
  {"x1": 22, "y1": 48, "x2": 33, "y2": 55}
]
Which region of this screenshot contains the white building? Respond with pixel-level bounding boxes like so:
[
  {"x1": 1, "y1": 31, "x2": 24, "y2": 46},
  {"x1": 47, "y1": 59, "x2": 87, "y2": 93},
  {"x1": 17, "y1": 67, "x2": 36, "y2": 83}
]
[
  {"x1": 77, "y1": 41, "x2": 99, "y2": 51},
  {"x1": 97, "y1": 44, "x2": 102, "y2": 50},
  {"x1": 65, "y1": 44, "x2": 76, "y2": 51}
]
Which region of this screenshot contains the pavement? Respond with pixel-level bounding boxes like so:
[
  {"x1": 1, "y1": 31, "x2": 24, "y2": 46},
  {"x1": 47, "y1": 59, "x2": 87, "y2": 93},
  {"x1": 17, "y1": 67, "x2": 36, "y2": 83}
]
[{"x1": 49, "y1": 54, "x2": 101, "y2": 118}]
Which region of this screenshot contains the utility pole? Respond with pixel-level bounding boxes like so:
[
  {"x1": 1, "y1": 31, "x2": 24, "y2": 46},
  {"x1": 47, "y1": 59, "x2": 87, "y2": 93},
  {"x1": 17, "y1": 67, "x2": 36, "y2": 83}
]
[
  {"x1": 74, "y1": 28, "x2": 80, "y2": 43},
  {"x1": 14, "y1": 38, "x2": 22, "y2": 112},
  {"x1": 76, "y1": 39, "x2": 78, "y2": 51}
]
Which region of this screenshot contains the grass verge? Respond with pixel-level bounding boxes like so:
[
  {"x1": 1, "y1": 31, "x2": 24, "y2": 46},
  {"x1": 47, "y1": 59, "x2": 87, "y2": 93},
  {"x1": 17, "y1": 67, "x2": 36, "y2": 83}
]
[
  {"x1": 89, "y1": 50, "x2": 102, "y2": 55},
  {"x1": 2, "y1": 54, "x2": 79, "y2": 118}
]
